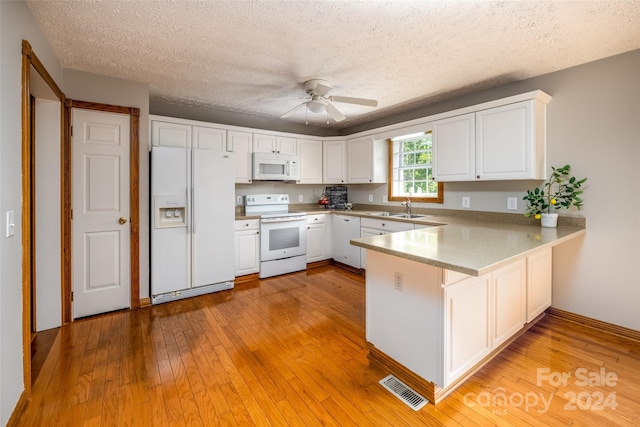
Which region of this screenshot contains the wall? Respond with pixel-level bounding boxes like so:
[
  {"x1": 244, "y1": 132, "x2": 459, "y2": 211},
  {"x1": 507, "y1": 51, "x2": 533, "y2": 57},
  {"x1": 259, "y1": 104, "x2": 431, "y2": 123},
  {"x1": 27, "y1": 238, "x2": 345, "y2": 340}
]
[
  {"x1": 0, "y1": 1, "x2": 64, "y2": 424},
  {"x1": 35, "y1": 99, "x2": 62, "y2": 331},
  {"x1": 63, "y1": 69, "x2": 150, "y2": 300}
]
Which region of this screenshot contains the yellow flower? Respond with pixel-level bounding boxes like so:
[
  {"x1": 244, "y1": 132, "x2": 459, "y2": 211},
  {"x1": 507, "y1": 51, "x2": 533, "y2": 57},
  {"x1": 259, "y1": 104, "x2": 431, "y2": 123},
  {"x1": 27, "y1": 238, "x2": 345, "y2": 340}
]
[
  {"x1": 550, "y1": 198, "x2": 557, "y2": 205},
  {"x1": 534, "y1": 213, "x2": 541, "y2": 220}
]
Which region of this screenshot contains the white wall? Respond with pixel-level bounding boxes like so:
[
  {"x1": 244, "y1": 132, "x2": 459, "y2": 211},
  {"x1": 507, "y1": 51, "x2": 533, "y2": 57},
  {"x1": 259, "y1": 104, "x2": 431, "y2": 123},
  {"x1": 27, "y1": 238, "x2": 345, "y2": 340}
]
[
  {"x1": 63, "y1": 69, "x2": 150, "y2": 300},
  {"x1": 0, "y1": 1, "x2": 63, "y2": 424},
  {"x1": 35, "y1": 99, "x2": 62, "y2": 331}
]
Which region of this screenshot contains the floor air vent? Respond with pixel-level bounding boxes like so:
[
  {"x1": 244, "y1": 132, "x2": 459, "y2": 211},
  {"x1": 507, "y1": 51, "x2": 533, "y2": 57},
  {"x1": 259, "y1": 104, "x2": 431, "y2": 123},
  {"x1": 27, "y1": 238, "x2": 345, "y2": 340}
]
[{"x1": 379, "y1": 374, "x2": 428, "y2": 411}]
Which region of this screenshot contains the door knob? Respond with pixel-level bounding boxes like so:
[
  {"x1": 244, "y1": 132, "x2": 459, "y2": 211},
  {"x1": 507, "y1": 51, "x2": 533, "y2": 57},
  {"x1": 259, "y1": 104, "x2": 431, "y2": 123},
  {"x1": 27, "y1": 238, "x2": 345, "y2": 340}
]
[{"x1": 119, "y1": 217, "x2": 127, "y2": 224}]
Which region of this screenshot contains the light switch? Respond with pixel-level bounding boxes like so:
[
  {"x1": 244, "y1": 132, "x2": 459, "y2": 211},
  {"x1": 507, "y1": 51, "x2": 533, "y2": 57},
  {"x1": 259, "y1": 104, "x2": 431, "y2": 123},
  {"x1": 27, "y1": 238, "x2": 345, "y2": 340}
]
[{"x1": 6, "y1": 211, "x2": 15, "y2": 237}]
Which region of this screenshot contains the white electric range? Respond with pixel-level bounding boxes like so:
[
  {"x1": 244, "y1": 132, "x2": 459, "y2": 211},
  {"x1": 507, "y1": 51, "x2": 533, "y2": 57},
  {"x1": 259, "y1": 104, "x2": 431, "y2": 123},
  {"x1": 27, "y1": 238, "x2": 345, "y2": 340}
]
[{"x1": 244, "y1": 194, "x2": 307, "y2": 278}]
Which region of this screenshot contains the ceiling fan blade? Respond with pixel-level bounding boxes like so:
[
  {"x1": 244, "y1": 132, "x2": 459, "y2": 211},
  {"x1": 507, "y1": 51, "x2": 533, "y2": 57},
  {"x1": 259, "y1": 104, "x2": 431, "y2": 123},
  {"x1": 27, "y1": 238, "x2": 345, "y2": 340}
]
[
  {"x1": 314, "y1": 81, "x2": 333, "y2": 96},
  {"x1": 325, "y1": 101, "x2": 346, "y2": 122},
  {"x1": 329, "y1": 95, "x2": 378, "y2": 107},
  {"x1": 280, "y1": 102, "x2": 307, "y2": 118}
]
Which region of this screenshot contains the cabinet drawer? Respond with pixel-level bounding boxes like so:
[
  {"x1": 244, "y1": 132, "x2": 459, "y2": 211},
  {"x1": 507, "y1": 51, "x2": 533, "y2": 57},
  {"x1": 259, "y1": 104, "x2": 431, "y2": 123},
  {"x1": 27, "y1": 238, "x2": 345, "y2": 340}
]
[
  {"x1": 307, "y1": 214, "x2": 325, "y2": 224},
  {"x1": 234, "y1": 219, "x2": 259, "y2": 231},
  {"x1": 361, "y1": 217, "x2": 414, "y2": 233}
]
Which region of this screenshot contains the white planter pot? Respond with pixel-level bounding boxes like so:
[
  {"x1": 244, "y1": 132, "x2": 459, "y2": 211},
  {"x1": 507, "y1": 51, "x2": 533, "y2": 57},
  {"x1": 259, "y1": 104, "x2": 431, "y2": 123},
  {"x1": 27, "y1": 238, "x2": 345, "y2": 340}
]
[{"x1": 540, "y1": 213, "x2": 558, "y2": 228}]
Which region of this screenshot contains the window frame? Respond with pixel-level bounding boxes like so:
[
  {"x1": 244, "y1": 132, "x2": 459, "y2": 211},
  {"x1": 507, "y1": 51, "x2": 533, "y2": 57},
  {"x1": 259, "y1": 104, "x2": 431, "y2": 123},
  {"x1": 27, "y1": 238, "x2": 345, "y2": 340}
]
[{"x1": 387, "y1": 132, "x2": 444, "y2": 204}]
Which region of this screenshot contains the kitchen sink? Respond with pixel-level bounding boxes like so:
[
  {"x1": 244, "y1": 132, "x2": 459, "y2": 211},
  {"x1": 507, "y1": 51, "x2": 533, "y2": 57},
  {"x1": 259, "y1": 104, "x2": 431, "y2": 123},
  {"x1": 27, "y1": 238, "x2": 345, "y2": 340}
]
[
  {"x1": 367, "y1": 212, "x2": 428, "y2": 219},
  {"x1": 367, "y1": 212, "x2": 397, "y2": 217}
]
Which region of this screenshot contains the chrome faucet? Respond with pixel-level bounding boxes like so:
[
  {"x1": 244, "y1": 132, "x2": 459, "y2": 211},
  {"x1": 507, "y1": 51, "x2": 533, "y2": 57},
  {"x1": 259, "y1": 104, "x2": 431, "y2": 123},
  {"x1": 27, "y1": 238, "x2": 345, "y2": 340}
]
[{"x1": 401, "y1": 197, "x2": 411, "y2": 217}]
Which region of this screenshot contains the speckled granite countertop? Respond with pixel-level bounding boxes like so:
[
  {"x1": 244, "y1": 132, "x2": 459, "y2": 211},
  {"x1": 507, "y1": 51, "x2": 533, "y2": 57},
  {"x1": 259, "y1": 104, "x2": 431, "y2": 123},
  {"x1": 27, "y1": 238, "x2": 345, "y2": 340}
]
[
  {"x1": 350, "y1": 222, "x2": 585, "y2": 276},
  {"x1": 235, "y1": 207, "x2": 585, "y2": 275}
]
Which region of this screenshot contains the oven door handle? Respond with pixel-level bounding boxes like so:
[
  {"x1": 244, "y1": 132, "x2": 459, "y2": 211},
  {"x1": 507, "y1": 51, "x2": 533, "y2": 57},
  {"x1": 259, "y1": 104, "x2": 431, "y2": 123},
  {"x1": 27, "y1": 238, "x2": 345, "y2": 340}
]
[{"x1": 261, "y1": 216, "x2": 306, "y2": 224}]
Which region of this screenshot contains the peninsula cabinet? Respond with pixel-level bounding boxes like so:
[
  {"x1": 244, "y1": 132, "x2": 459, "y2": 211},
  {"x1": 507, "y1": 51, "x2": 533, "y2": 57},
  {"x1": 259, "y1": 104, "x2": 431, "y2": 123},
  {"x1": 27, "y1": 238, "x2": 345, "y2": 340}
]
[
  {"x1": 364, "y1": 247, "x2": 548, "y2": 401},
  {"x1": 228, "y1": 130, "x2": 253, "y2": 183},
  {"x1": 297, "y1": 138, "x2": 323, "y2": 184},
  {"x1": 432, "y1": 91, "x2": 551, "y2": 182}
]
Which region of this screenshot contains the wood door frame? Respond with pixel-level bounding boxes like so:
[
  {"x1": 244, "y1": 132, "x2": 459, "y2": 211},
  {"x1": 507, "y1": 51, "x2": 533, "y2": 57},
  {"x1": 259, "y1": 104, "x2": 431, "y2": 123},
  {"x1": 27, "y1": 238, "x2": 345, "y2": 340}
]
[
  {"x1": 21, "y1": 40, "x2": 65, "y2": 399},
  {"x1": 21, "y1": 39, "x2": 140, "y2": 404},
  {"x1": 63, "y1": 100, "x2": 140, "y2": 323}
]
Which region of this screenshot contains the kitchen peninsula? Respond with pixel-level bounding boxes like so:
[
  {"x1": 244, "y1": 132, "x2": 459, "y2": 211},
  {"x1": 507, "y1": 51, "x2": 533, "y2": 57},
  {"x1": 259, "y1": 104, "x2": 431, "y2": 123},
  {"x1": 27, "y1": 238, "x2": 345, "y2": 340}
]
[{"x1": 350, "y1": 221, "x2": 585, "y2": 403}]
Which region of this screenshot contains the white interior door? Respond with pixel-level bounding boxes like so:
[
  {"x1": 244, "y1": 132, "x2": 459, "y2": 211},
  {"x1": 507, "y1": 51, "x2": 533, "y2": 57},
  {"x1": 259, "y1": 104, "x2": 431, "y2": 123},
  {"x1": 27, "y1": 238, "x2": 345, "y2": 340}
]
[{"x1": 72, "y1": 109, "x2": 130, "y2": 318}]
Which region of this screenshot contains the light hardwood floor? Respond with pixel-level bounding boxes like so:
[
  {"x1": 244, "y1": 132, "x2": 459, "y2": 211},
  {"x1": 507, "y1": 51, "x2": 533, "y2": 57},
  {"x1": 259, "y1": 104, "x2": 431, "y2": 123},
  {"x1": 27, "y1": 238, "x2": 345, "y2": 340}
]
[{"x1": 16, "y1": 266, "x2": 640, "y2": 426}]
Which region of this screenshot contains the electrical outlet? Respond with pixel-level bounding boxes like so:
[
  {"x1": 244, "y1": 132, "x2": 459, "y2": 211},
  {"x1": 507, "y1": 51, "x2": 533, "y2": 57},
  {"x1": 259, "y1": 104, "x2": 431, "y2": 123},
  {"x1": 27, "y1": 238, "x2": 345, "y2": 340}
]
[
  {"x1": 394, "y1": 272, "x2": 403, "y2": 291},
  {"x1": 298, "y1": 194, "x2": 303, "y2": 202},
  {"x1": 382, "y1": 195, "x2": 388, "y2": 203},
  {"x1": 368, "y1": 194, "x2": 373, "y2": 202},
  {"x1": 507, "y1": 197, "x2": 518, "y2": 210},
  {"x1": 236, "y1": 196, "x2": 243, "y2": 205},
  {"x1": 462, "y1": 196, "x2": 471, "y2": 209}
]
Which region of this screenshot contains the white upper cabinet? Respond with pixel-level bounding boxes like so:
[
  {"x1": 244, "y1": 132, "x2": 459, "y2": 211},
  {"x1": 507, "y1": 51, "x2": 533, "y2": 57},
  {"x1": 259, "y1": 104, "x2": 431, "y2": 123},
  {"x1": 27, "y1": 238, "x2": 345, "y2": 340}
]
[
  {"x1": 253, "y1": 133, "x2": 297, "y2": 155},
  {"x1": 228, "y1": 130, "x2": 253, "y2": 183},
  {"x1": 475, "y1": 99, "x2": 545, "y2": 180},
  {"x1": 432, "y1": 113, "x2": 475, "y2": 181},
  {"x1": 432, "y1": 91, "x2": 550, "y2": 181},
  {"x1": 297, "y1": 138, "x2": 323, "y2": 184},
  {"x1": 151, "y1": 121, "x2": 191, "y2": 148},
  {"x1": 347, "y1": 136, "x2": 388, "y2": 183},
  {"x1": 192, "y1": 125, "x2": 226, "y2": 151},
  {"x1": 323, "y1": 139, "x2": 347, "y2": 184}
]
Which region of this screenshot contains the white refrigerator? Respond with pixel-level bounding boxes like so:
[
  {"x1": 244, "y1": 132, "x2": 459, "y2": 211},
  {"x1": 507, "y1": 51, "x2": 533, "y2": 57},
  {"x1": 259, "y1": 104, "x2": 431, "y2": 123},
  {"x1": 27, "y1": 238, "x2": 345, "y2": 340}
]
[{"x1": 151, "y1": 145, "x2": 235, "y2": 304}]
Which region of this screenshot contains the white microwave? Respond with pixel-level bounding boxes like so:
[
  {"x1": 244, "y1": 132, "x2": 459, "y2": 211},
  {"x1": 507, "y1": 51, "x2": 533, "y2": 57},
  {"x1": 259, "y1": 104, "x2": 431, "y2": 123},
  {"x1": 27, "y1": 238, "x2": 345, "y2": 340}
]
[{"x1": 252, "y1": 153, "x2": 299, "y2": 181}]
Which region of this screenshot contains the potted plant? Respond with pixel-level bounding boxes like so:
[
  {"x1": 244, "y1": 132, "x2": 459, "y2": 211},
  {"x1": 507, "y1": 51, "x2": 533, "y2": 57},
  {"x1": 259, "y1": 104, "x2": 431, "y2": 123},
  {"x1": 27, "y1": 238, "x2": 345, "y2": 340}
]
[{"x1": 523, "y1": 164, "x2": 587, "y2": 227}]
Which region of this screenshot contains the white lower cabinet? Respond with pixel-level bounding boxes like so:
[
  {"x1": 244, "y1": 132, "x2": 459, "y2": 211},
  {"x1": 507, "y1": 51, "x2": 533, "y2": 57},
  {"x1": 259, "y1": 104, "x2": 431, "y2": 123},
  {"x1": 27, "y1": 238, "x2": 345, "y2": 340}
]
[
  {"x1": 332, "y1": 215, "x2": 361, "y2": 268},
  {"x1": 526, "y1": 248, "x2": 552, "y2": 322},
  {"x1": 443, "y1": 273, "x2": 491, "y2": 386},
  {"x1": 306, "y1": 214, "x2": 332, "y2": 263},
  {"x1": 234, "y1": 219, "x2": 260, "y2": 276},
  {"x1": 491, "y1": 259, "x2": 526, "y2": 348},
  {"x1": 366, "y1": 247, "x2": 548, "y2": 391}
]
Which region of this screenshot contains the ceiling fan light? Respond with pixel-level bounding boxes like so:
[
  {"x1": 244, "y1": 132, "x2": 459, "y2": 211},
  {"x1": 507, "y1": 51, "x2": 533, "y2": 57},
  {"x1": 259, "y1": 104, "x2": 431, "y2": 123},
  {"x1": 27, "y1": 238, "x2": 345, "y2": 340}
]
[{"x1": 307, "y1": 99, "x2": 326, "y2": 114}]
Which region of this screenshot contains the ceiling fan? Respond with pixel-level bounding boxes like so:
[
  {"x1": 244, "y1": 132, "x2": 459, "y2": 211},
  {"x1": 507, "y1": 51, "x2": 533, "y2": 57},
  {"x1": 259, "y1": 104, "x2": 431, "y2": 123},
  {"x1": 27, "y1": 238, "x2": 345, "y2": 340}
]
[{"x1": 280, "y1": 79, "x2": 378, "y2": 123}]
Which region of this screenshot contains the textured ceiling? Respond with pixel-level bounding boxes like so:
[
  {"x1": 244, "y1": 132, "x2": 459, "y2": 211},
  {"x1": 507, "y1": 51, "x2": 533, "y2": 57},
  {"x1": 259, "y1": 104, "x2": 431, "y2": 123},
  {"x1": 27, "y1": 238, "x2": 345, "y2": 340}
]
[{"x1": 27, "y1": 0, "x2": 640, "y2": 129}]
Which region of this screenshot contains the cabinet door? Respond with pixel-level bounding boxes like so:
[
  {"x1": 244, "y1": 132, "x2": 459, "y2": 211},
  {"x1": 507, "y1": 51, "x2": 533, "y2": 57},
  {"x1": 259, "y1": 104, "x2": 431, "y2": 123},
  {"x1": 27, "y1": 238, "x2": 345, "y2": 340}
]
[
  {"x1": 432, "y1": 113, "x2": 475, "y2": 181},
  {"x1": 297, "y1": 139, "x2": 323, "y2": 184},
  {"x1": 526, "y1": 248, "x2": 552, "y2": 322},
  {"x1": 360, "y1": 228, "x2": 385, "y2": 268},
  {"x1": 253, "y1": 133, "x2": 277, "y2": 153},
  {"x1": 347, "y1": 136, "x2": 373, "y2": 183},
  {"x1": 193, "y1": 126, "x2": 226, "y2": 151},
  {"x1": 476, "y1": 100, "x2": 538, "y2": 180},
  {"x1": 228, "y1": 131, "x2": 253, "y2": 183},
  {"x1": 151, "y1": 121, "x2": 191, "y2": 148},
  {"x1": 277, "y1": 136, "x2": 297, "y2": 155},
  {"x1": 307, "y1": 223, "x2": 326, "y2": 263},
  {"x1": 492, "y1": 260, "x2": 526, "y2": 348},
  {"x1": 323, "y1": 140, "x2": 347, "y2": 183},
  {"x1": 235, "y1": 228, "x2": 260, "y2": 276},
  {"x1": 443, "y1": 274, "x2": 491, "y2": 386}
]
